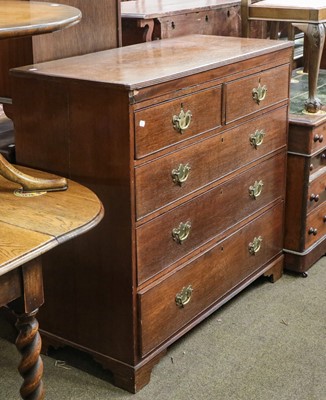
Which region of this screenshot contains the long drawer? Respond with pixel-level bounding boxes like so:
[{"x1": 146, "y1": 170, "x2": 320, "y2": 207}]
[
  {"x1": 225, "y1": 64, "x2": 289, "y2": 123},
  {"x1": 138, "y1": 202, "x2": 284, "y2": 356},
  {"x1": 134, "y1": 85, "x2": 222, "y2": 158},
  {"x1": 136, "y1": 151, "x2": 286, "y2": 284},
  {"x1": 135, "y1": 106, "x2": 287, "y2": 219}
]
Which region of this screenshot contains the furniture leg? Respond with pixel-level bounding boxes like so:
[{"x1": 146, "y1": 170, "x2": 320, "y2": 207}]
[
  {"x1": 15, "y1": 309, "x2": 45, "y2": 400},
  {"x1": 138, "y1": 19, "x2": 155, "y2": 42},
  {"x1": 295, "y1": 23, "x2": 326, "y2": 113},
  {"x1": 8, "y1": 258, "x2": 45, "y2": 399}
]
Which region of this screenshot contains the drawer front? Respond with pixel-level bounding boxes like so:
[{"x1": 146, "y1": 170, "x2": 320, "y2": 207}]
[
  {"x1": 135, "y1": 106, "x2": 287, "y2": 219},
  {"x1": 138, "y1": 203, "x2": 284, "y2": 356},
  {"x1": 288, "y1": 123, "x2": 326, "y2": 155},
  {"x1": 134, "y1": 86, "x2": 222, "y2": 158},
  {"x1": 308, "y1": 149, "x2": 326, "y2": 175},
  {"x1": 310, "y1": 125, "x2": 326, "y2": 155},
  {"x1": 305, "y1": 202, "x2": 326, "y2": 248},
  {"x1": 137, "y1": 152, "x2": 286, "y2": 284},
  {"x1": 307, "y1": 167, "x2": 326, "y2": 213},
  {"x1": 225, "y1": 64, "x2": 289, "y2": 123}
]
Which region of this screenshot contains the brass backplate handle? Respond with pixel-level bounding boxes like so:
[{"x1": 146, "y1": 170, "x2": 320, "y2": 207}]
[
  {"x1": 248, "y1": 236, "x2": 263, "y2": 255},
  {"x1": 172, "y1": 221, "x2": 191, "y2": 244},
  {"x1": 249, "y1": 180, "x2": 264, "y2": 199},
  {"x1": 252, "y1": 81, "x2": 267, "y2": 105},
  {"x1": 172, "y1": 163, "x2": 191, "y2": 185},
  {"x1": 249, "y1": 129, "x2": 265, "y2": 149},
  {"x1": 175, "y1": 285, "x2": 193, "y2": 308},
  {"x1": 172, "y1": 105, "x2": 192, "y2": 134}
]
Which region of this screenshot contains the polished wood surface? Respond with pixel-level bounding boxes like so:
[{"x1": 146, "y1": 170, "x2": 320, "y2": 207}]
[
  {"x1": 12, "y1": 35, "x2": 292, "y2": 87},
  {"x1": 139, "y1": 203, "x2": 284, "y2": 356},
  {"x1": 0, "y1": 167, "x2": 103, "y2": 399},
  {"x1": 0, "y1": 1, "x2": 77, "y2": 193},
  {"x1": 249, "y1": 0, "x2": 326, "y2": 21},
  {"x1": 0, "y1": 166, "x2": 104, "y2": 276},
  {"x1": 11, "y1": 35, "x2": 292, "y2": 393},
  {"x1": 0, "y1": 0, "x2": 81, "y2": 39},
  {"x1": 122, "y1": 0, "x2": 240, "y2": 18},
  {"x1": 241, "y1": 0, "x2": 326, "y2": 113},
  {"x1": 0, "y1": 0, "x2": 120, "y2": 102},
  {"x1": 284, "y1": 108, "x2": 326, "y2": 275},
  {"x1": 122, "y1": 0, "x2": 240, "y2": 44},
  {"x1": 135, "y1": 107, "x2": 287, "y2": 219}
]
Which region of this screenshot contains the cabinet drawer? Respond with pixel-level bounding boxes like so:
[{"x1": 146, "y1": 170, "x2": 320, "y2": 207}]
[
  {"x1": 136, "y1": 151, "x2": 286, "y2": 284},
  {"x1": 308, "y1": 149, "x2": 326, "y2": 175},
  {"x1": 307, "y1": 167, "x2": 326, "y2": 213},
  {"x1": 138, "y1": 202, "x2": 284, "y2": 356},
  {"x1": 135, "y1": 106, "x2": 287, "y2": 219},
  {"x1": 305, "y1": 202, "x2": 326, "y2": 248},
  {"x1": 225, "y1": 64, "x2": 289, "y2": 123},
  {"x1": 288, "y1": 121, "x2": 326, "y2": 155},
  {"x1": 134, "y1": 86, "x2": 222, "y2": 158}
]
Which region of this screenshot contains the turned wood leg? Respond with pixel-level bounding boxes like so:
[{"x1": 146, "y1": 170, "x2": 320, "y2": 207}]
[
  {"x1": 15, "y1": 309, "x2": 44, "y2": 400},
  {"x1": 295, "y1": 23, "x2": 326, "y2": 113}
]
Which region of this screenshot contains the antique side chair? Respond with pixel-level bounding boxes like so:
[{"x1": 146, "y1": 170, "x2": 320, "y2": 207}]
[{"x1": 241, "y1": 0, "x2": 326, "y2": 113}]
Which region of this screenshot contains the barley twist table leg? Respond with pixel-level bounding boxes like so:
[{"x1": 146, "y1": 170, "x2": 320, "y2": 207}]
[{"x1": 15, "y1": 309, "x2": 44, "y2": 400}]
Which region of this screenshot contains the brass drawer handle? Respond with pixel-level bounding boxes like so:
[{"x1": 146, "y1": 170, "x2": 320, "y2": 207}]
[
  {"x1": 248, "y1": 236, "x2": 263, "y2": 255},
  {"x1": 172, "y1": 221, "x2": 191, "y2": 244},
  {"x1": 175, "y1": 285, "x2": 193, "y2": 308},
  {"x1": 249, "y1": 180, "x2": 264, "y2": 199},
  {"x1": 172, "y1": 104, "x2": 192, "y2": 134},
  {"x1": 172, "y1": 163, "x2": 191, "y2": 185},
  {"x1": 252, "y1": 80, "x2": 267, "y2": 105},
  {"x1": 249, "y1": 129, "x2": 265, "y2": 149}
]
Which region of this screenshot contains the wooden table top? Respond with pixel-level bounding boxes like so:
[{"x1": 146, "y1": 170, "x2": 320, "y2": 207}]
[
  {"x1": 0, "y1": 0, "x2": 81, "y2": 39},
  {"x1": 0, "y1": 166, "x2": 104, "y2": 277},
  {"x1": 249, "y1": 0, "x2": 326, "y2": 23},
  {"x1": 121, "y1": 0, "x2": 240, "y2": 19}
]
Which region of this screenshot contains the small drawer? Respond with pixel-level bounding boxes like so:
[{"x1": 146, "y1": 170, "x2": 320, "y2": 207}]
[
  {"x1": 305, "y1": 202, "x2": 326, "y2": 249},
  {"x1": 225, "y1": 64, "x2": 289, "y2": 123},
  {"x1": 288, "y1": 121, "x2": 326, "y2": 155},
  {"x1": 310, "y1": 128, "x2": 326, "y2": 154},
  {"x1": 308, "y1": 149, "x2": 326, "y2": 175},
  {"x1": 138, "y1": 202, "x2": 283, "y2": 356},
  {"x1": 136, "y1": 151, "x2": 286, "y2": 284},
  {"x1": 134, "y1": 86, "x2": 222, "y2": 158},
  {"x1": 135, "y1": 106, "x2": 287, "y2": 219},
  {"x1": 307, "y1": 167, "x2": 326, "y2": 212}
]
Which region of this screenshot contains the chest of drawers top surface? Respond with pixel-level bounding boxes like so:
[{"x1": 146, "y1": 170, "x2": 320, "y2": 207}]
[{"x1": 12, "y1": 35, "x2": 293, "y2": 90}]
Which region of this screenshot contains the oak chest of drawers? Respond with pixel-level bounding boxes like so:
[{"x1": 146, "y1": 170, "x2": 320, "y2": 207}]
[
  {"x1": 11, "y1": 35, "x2": 292, "y2": 392},
  {"x1": 284, "y1": 112, "x2": 326, "y2": 276}
]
